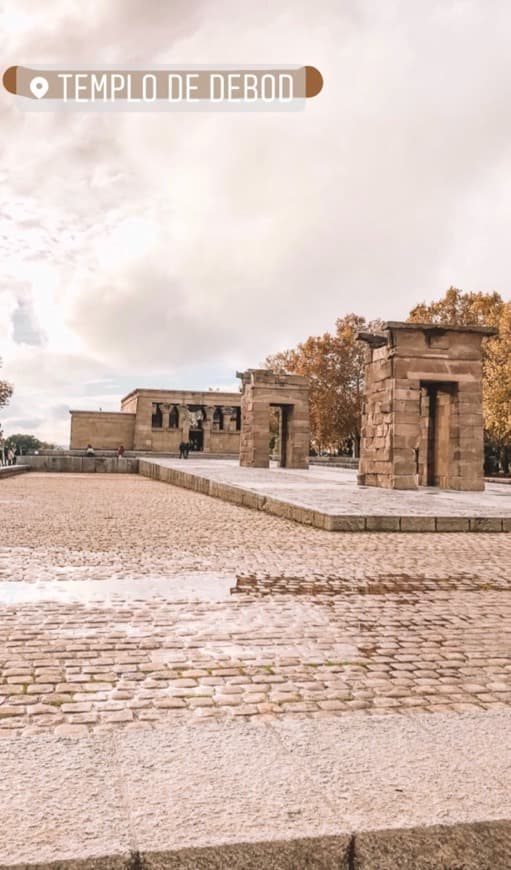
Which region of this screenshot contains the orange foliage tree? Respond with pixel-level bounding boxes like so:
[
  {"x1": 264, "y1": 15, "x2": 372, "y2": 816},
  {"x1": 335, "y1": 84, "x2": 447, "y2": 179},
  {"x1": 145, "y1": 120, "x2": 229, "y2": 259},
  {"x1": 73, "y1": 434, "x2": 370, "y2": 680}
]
[
  {"x1": 265, "y1": 313, "x2": 378, "y2": 454},
  {"x1": 408, "y1": 287, "x2": 511, "y2": 469}
]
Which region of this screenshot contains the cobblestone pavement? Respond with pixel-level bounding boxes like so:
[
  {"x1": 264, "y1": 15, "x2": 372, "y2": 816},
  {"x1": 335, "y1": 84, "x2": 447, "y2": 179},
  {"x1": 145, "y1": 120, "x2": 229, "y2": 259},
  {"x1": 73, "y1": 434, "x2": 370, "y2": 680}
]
[
  {"x1": 3, "y1": 474, "x2": 511, "y2": 581},
  {"x1": 1, "y1": 473, "x2": 510, "y2": 736}
]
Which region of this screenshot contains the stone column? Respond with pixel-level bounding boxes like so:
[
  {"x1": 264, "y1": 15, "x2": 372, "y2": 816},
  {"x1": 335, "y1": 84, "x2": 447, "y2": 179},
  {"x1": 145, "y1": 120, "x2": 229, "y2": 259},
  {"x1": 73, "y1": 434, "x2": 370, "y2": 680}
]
[
  {"x1": 179, "y1": 405, "x2": 191, "y2": 442},
  {"x1": 284, "y1": 402, "x2": 309, "y2": 469},
  {"x1": 451, "y1": 379, "x2": 485, "y2": 490},
  {"x1": 202, "y1": 406, "x2": 216, "y2": 453},
  {"x1": 160, "y1": 403, "x2": 171, "y2": 428}
]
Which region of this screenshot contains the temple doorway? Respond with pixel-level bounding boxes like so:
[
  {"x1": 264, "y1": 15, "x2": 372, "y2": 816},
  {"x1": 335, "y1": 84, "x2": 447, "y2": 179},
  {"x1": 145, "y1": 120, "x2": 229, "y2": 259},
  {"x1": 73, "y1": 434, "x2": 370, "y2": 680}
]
[
  {"x1": 420, "y1": 382, "x2": 456, "y2": 487},
  {"x1": 270, "y1": 404, "x2": 291, "y2": 467},
  {"x1": 189, "y1": 429, "x2": 204, "y2": 452}
]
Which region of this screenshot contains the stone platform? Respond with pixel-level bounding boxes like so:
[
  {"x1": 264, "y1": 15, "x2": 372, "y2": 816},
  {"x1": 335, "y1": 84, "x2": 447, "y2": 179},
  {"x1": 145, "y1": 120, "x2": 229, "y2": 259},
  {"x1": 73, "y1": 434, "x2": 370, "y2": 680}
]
[
  {"x1": 1, "y1": 712, "x2": 510, "y2": 868},
  {"x1": 140, "y1": 459, "x2": 511, "y2": 532}
]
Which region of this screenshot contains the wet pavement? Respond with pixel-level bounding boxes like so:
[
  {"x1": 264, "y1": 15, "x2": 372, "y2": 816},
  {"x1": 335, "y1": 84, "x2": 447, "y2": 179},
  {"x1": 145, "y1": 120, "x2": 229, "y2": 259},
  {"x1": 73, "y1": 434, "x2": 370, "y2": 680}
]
[
  {"x1": 0, "y1": 472, "x2": 510, "y2": 737},
  {"x1": 0, "y1": 574, "x2": 233, "y2": 605}
]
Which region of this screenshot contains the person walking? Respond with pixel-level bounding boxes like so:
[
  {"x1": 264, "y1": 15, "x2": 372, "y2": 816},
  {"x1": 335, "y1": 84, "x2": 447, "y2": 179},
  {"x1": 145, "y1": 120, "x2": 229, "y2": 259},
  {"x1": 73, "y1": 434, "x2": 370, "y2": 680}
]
[{"x1": 179, "y1": 441, "x2": 187, "y2": 459}]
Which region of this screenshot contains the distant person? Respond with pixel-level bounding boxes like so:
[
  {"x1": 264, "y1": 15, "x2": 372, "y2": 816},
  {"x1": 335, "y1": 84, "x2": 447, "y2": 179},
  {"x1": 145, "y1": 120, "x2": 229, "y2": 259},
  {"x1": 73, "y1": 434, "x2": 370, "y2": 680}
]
[
  {"x1": 179, "y1": 441, "x2": 187, "y2": 459},
  {"x1": 117, "y1": 445, "x2": 125, "y2": 458},
  {"x1": 184, "y1": 441, "x2": 191, "y2": 458},
  {"x1": 85, "y1": 444, "x2": 95, "y2": 457},
  {"x1": 7, "y1": 447, "x2": 14, "y2": 466}
]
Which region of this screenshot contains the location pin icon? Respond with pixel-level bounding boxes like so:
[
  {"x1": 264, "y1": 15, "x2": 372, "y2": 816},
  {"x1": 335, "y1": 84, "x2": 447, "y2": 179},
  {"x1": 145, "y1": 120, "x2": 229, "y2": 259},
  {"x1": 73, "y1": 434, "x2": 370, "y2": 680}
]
[{"x1": 29, "y1": 76, "x2": 49, "y2": 99}]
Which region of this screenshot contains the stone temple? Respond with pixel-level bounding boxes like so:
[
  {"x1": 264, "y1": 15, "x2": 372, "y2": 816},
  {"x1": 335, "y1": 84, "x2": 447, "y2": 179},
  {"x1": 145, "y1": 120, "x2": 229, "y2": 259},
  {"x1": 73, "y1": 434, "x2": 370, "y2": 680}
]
[
  {"x1": 70, "y1": 389, "x2": 242, "y2": 454},
  {"x1": 357, "y1": 322, "x2": 497, "y2": 491},
  {"x1": 69, "y1": 370, "x2": 311, "y2": 467},
  {"x1": 70, "y1": 325, "x2": 493, "y2": 490}
]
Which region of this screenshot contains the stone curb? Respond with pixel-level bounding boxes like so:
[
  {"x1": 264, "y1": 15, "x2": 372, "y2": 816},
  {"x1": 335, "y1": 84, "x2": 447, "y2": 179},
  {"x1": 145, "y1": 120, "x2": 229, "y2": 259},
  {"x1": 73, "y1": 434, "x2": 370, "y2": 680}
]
[
  {"x1": 138, "y1": 460, "x2": 511, "y2": 533},
  {"x1": 3, "y1": 822, "x2": 510, "y2": 868}
]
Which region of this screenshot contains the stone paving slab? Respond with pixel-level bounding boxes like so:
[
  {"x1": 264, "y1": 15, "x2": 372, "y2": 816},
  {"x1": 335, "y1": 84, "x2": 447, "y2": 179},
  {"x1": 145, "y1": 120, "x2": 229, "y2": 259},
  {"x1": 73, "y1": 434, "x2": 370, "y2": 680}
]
[
  {"x1": 141, "y1": 458, "x2": 511, "y2": 532},
  {"x1": 0, "y1": 729, "x2": 132, "y2": 866},
  {"x1": 1, "y1": 713, "x2": 510, "y2": 868}
]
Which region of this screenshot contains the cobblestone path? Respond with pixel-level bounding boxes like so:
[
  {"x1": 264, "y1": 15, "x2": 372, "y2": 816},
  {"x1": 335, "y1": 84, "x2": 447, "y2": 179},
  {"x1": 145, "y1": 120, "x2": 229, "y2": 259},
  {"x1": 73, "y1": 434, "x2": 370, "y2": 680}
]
[{"x1": 1, "y1": 473, "x2": 510, "y2": 736}]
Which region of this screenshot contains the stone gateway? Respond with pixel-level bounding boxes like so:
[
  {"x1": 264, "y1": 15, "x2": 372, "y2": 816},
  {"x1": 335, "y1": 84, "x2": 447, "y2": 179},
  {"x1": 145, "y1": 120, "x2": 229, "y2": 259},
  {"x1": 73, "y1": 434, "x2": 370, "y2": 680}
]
[
  {"x1": 357, "y1": 322, "x2": 497, "y2": 491},
  {"x1": 237, "y1": 369, "x2": 310, "y2": 469}
]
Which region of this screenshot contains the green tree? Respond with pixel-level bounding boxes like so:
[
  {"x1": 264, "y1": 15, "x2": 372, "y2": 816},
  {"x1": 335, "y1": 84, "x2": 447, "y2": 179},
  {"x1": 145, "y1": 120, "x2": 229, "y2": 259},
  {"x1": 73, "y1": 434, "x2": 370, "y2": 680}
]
[
  {"x1": 0, "y1": 357, "x2": 13, "y2": 411},
  {"x1": 5, "y1": 434, "x2": 55, "y2": 453}
]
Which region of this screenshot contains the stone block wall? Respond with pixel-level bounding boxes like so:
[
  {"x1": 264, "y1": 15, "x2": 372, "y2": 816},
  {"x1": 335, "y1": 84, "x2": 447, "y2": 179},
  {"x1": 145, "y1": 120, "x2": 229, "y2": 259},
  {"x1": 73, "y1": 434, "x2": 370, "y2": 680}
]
[
  {"x1": 70, "y1": 411, "x2": 136, "y2": 450},
  {"x1": 356, "y1": 345, "x2": 394, "y2": 488}
]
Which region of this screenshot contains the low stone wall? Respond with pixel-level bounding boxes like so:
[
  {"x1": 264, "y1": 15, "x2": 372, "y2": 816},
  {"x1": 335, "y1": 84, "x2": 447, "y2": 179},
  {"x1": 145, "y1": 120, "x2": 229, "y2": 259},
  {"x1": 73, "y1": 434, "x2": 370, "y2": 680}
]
[
  {"x1": 309, "y1": 456, "x2": 359, "y2": 469},
  {"x1": 0, "y1": 465, "x2": 30, "y2": 479},
  {"x1": 22, "y1": 456, "x2": 139, "y2": 473}
]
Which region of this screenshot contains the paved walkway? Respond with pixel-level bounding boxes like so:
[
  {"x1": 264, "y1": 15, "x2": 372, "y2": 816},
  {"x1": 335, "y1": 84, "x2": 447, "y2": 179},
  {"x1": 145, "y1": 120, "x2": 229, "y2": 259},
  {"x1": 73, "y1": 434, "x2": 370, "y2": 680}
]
[
  {"x1": 1, "y1": 472, "x2": 511, "y2": 865},
  {"x1": 142, "y1": 458, "x2": 511, "y2": 531}
]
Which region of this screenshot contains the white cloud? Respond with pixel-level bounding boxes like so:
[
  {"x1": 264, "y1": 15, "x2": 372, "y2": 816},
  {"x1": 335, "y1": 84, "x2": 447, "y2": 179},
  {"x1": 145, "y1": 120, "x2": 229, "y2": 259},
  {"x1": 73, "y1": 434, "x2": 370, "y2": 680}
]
[{"x1": 1, "y1": 0, "x2": 511, "y2": 441}]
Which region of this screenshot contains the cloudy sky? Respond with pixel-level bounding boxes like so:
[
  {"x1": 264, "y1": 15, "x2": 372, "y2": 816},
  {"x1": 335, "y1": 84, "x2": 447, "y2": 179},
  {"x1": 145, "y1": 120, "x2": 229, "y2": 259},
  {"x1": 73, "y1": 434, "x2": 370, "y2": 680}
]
[{"x1": 1, "y1": 0, "x2": 511, "y2": 444}]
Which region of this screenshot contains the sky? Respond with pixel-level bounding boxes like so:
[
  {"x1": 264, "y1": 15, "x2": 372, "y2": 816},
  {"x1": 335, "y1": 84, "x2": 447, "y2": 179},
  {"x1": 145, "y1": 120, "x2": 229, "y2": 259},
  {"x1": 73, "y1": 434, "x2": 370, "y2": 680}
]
[{"x1": 1, "y1": 0, "x2": 511, "y2": 445}]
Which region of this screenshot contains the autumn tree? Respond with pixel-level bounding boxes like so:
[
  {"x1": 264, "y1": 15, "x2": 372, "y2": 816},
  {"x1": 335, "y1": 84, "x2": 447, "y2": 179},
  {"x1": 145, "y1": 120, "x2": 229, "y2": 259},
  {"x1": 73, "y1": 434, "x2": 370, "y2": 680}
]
[
  {"x1": 408, "y1": 287, "x2": 511, "y2": 470},
  {"x1": 408, "y1": 286, "x2": 503, "y2": 329},
  {"x1": 265, "y1": 313, "x2": 377, "y2": 454}
]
